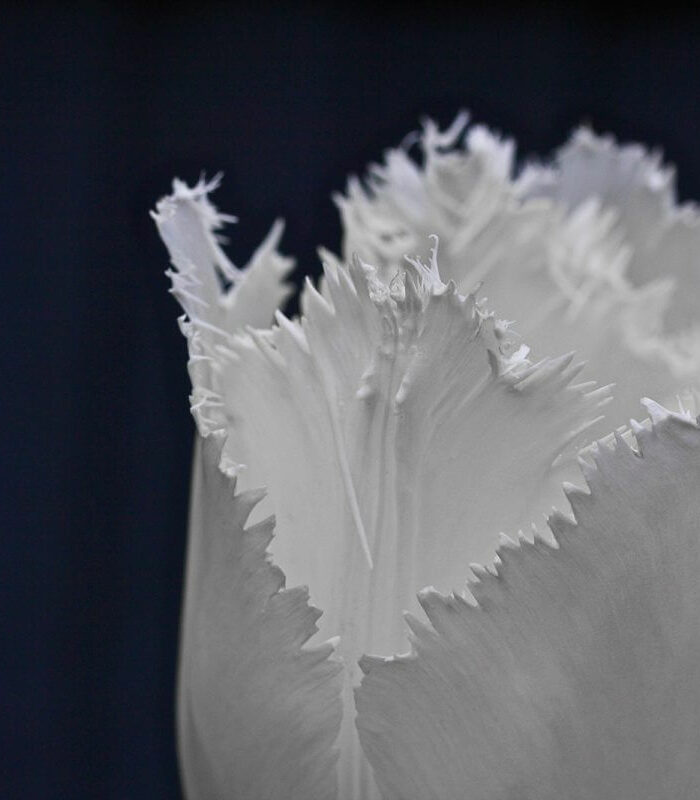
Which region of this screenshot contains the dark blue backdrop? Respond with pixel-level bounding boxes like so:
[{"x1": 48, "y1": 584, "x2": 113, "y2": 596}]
[{"x1": 3, "y1": 3, "x2": 700, "y2": 798}]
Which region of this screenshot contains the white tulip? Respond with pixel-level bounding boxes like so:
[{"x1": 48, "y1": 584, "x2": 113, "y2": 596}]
[{"x1": 154, "y1": 119, "x2": 700, "y2": 799}]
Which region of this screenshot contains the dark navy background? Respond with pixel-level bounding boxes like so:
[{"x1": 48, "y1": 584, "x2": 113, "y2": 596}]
[{"x1": 3, "y1": 3, "x2": 699, "y2": 798}]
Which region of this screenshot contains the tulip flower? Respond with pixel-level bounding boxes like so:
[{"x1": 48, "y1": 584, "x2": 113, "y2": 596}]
[{"x1": 154, "y1": 119, "x2": 700, "y2": 800}]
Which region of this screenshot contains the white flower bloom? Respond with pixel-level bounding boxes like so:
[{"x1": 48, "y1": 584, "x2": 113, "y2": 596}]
[{"x1": 154, "y1": 123, "x2": 700, "y2": 799}]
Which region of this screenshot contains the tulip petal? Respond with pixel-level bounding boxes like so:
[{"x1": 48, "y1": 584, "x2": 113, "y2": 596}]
[
  {"x1": 153, "y1": 176, "x2": 294, "y2": 464},
  {"x1": 222, "y1": 245, "x2": 609, "y2": 796},
  {"x1": 178, "y1": 431, "x2": 343, "y2": 800},
  {"x1": 356, "y1": 404, "x2": 700, "y2": 800}
]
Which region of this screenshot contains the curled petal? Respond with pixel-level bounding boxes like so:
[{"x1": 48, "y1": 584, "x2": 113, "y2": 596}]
[
  {"x1": 356, "y1": 404, "x2": 700, "y2": 800},
  {"x1": 178, "y1": 432, "x2": 343, "y2": 800}
]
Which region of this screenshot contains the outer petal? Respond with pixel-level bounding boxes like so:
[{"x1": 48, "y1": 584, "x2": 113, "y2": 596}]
[
  {"x1": 178, "y1": 432, "x2": 343, "y2": 800},
  {"x1": 356, "y1": 404, "x2": 700, "y2": 800},
  {"x1": 154, "y1": 175, "x2": 294, "y2": 332},
  {"x1": 222, "y1": 247, "x2": 609, "y2": 797},
  {"x1": 152, "y1": 176, "x2": 294, "y2": 464}
]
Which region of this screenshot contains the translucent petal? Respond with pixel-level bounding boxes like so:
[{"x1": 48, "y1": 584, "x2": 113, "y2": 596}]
[
  {"x1": 356, "y1": 404, "x2": 700, "y2": 800},
  {"x1": 335, "y1": 117, "x2": 700, "y2": 428},
  {"x1": 219, "y1": 244, "x2": 609, "y2": 797},
  {"x1": 178, "y1": 432, "x2": 343, "y2": 800}
]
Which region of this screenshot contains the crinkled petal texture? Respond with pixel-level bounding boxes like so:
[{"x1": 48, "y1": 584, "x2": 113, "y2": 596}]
[
  {"x1": 356, "y1": 405, "x2": 700, "y2": 800},
  {"x1": 178, "y1": 432, "x2": 343, "y2": 800},
  {"x1": 337, "y1": 116, "x2": 700, "y2": 427}
]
